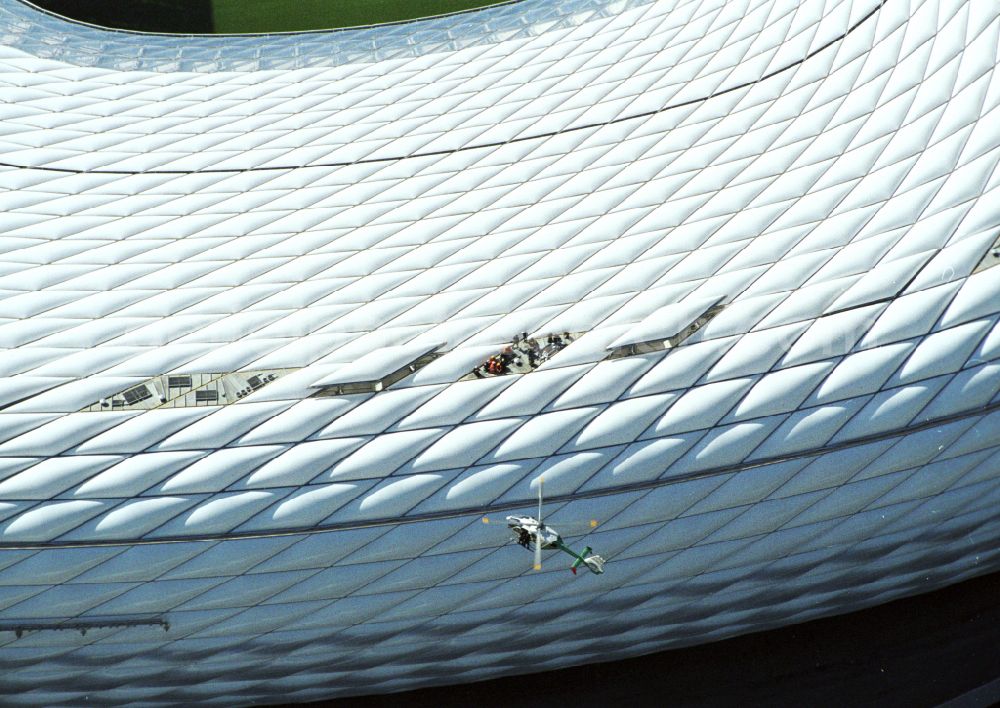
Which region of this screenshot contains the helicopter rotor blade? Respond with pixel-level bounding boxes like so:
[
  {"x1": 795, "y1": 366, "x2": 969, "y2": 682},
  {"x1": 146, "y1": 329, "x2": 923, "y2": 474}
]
[
  {"x1": 534, "y1": 476, "x2": 544, "y2": 571},
  {"x1": 548, "y1": 520, "x2": 601, "y2": 534},
  {"x1": 537, "y1": 476, "x2": 544, "y2": 526}
]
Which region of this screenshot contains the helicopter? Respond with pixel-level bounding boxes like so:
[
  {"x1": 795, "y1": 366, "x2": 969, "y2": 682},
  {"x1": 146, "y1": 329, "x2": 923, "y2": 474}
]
[{"x1": 505, "y1": 478, "x2": 605, "y2": 575}]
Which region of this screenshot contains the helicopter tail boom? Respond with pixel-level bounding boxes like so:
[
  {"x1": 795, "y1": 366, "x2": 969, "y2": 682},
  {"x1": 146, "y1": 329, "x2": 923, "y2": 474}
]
[{"x1": 565, "y1": 545, "x2": 604, "y2": 575}]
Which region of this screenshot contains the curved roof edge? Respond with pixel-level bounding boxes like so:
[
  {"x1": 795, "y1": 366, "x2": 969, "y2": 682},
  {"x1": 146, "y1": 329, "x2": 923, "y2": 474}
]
[{"x1": 2, "y1": 0, "x2": 661, "y2": 71}]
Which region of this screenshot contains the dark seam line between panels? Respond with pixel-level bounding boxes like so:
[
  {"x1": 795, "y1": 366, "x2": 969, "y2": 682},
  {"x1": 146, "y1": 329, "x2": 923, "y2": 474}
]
[
  {"x1": 1, "y1": 395, "x2": 995, "y2": 551},
  {"x1": 0, "y1": 1, "x2": 888, "y2": 176}
]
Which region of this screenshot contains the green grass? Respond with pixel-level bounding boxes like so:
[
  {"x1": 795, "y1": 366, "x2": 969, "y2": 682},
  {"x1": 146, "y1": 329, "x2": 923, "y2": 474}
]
[{"x1": 211, "y1": 0, "x2": 504, "y2": 33}]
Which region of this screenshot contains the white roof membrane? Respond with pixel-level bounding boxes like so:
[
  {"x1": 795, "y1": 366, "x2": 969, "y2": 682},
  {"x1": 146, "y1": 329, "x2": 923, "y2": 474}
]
[{"x1": 0, "y1": 0, "x2": 999, "y2": 703}]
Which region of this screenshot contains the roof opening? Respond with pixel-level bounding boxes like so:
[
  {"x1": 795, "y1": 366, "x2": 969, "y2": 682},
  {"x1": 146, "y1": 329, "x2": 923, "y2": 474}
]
[
  {"x1": 973, "y1": 234, "x2": 1000, "y2": 274},
  {"x1": 86, "y1": 369, "x2": 290, "y2": 412},
  {"x1": 28, "y1": 0, "x2": 507, "y2": 35},
  {"x1": 460, "y1": 332, "x2": 580, "y2": 380},
  {"x1": 606, "y1": 296, "x2": 726, "y2": 360},
  {"x1": 311, "y1": 343, "x2": 443, "y2": 397}
]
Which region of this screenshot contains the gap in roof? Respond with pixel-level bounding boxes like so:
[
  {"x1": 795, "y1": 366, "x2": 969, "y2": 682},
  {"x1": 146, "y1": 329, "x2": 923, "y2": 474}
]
[{"x1": 27, "y1": 0, "x2": 509, "y2": 35}]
